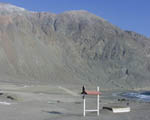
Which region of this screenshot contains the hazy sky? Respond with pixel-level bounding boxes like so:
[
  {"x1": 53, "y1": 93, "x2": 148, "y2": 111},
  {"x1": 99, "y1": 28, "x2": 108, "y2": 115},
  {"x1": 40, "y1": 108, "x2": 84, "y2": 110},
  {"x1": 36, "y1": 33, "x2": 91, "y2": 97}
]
[{"x1": 0, "y1": 0, "x2": 149, "y2": 37}]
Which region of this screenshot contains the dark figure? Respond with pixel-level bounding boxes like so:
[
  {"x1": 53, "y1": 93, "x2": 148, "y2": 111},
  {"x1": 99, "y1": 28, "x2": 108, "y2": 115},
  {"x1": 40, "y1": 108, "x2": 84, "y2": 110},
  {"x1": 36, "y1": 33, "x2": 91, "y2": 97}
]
[{"x1": 81, "y1": 86, "x2": 87, "y2": 95}]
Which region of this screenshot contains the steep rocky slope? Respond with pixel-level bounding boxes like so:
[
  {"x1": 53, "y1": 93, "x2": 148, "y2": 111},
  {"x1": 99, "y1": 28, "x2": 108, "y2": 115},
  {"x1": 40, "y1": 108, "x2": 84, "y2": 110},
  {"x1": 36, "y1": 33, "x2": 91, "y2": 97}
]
[{"x1": 0, "y1": 3, "x2": 150, "y2": 89}]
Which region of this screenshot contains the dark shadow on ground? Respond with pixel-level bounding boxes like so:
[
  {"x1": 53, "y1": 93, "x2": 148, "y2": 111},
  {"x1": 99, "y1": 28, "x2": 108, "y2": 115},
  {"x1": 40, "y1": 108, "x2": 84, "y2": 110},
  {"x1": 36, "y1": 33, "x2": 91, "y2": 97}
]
[{"x1": 42, "y1": 110, "x2": 63, "y2": 115}]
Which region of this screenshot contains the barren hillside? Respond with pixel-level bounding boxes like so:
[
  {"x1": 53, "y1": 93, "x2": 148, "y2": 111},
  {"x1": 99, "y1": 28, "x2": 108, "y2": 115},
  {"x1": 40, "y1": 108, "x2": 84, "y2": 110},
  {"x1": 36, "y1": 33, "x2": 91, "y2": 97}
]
[{"x1": 0, "y1": 3, "x2": 150, "y2": 89}]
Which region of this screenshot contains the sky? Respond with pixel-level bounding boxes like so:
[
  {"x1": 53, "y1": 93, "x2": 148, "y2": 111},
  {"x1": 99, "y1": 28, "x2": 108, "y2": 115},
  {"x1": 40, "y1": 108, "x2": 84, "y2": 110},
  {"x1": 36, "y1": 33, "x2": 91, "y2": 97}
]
[{"x1": 0, "y1": 0, "x2": 149, "y2": 37}]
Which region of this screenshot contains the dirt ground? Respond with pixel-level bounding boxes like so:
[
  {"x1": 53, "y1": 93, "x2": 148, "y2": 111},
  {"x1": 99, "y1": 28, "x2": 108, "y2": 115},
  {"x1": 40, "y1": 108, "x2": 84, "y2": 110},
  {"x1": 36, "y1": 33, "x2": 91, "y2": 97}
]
[{"x1": 0, "y1": 82, "x2": 150, "y2": 120}]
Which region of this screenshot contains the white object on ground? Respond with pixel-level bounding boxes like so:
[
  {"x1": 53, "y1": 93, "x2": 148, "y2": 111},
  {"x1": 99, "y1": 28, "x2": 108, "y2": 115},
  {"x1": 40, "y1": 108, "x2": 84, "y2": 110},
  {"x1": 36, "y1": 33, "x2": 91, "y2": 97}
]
[
  {"x1": 103, "y1": 106, "x2": 130, "y2": 113},
  {"x1": 112, "y1": 107, "x2": 130, "y2": 113},
  {"x1": 0, "y1": 101, "x2": 11, "y2": 105}
]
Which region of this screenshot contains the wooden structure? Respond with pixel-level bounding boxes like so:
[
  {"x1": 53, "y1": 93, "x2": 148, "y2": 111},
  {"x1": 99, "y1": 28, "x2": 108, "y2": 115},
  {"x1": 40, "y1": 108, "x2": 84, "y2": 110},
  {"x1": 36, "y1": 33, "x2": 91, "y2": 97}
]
[{"x1": 81, "y1": 86, "x2": 101, "y2": 117}]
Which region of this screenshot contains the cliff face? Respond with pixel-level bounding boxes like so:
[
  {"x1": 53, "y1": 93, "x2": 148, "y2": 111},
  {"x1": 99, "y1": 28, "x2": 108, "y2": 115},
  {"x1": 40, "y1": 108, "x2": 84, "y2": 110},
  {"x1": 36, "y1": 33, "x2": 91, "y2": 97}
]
[{"x1": 0, "y1": 3, "x2": 150, "y2": 89}]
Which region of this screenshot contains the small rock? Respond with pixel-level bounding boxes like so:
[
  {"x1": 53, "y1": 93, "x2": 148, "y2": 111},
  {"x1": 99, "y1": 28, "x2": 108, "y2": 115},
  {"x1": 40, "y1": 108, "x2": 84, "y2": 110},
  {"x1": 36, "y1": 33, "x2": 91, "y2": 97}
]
[{"x1": 7, "y1": 96, "x2": 15, "y2": 100}]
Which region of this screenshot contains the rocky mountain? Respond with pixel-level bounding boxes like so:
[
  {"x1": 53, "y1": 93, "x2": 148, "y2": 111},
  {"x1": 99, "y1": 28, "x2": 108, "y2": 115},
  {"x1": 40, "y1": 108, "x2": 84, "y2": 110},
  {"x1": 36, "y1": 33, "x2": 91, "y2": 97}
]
[{"x1": 0, "y1": 3, "x2": 150, "y2": 89}]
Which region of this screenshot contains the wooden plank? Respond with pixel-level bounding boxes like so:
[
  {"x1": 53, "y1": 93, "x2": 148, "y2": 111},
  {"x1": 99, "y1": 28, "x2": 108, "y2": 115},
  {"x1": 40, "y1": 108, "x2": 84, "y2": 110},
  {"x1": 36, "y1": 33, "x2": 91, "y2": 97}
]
[
  {"x1": 103, "y1": 106, "x2": 130, "y2": 113},
  {"x1": 85, "y1": 91, "x2": 101, "y2": 95}
]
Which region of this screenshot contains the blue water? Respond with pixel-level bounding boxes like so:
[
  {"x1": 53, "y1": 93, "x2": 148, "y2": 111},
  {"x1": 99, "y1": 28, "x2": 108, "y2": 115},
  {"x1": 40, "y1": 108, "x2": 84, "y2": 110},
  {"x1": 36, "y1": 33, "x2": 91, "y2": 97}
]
[{"x1": 120, "y1": 91, "x2": 150, "y2": 102}]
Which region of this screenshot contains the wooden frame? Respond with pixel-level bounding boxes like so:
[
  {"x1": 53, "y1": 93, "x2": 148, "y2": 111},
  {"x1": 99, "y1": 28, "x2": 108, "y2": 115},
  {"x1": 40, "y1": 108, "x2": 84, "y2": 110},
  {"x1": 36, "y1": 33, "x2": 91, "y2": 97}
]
[{"x1": 81, "y1": 86, "x2": 100, "y2": 117}]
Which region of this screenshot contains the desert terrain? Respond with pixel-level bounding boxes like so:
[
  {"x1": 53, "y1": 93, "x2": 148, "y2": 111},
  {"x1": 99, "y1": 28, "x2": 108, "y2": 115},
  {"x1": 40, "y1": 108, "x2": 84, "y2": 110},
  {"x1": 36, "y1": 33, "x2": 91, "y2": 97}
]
[{"x1": 0, "y1": 82, "x2": 150, "y2": 120}]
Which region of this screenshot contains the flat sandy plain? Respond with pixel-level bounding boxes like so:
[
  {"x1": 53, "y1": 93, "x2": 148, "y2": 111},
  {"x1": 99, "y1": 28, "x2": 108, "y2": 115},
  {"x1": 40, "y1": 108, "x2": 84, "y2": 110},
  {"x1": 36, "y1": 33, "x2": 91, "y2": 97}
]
[{"x1": 0, "y1": 82, "x2": 150, "y2": 120}]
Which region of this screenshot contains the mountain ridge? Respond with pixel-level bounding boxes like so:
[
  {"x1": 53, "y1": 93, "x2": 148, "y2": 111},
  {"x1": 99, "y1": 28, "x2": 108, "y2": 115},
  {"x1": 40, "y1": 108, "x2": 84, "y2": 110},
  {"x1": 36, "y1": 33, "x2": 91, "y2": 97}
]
[{"x1": 0, "y1": 3, "x2": 150, "y2": 89}]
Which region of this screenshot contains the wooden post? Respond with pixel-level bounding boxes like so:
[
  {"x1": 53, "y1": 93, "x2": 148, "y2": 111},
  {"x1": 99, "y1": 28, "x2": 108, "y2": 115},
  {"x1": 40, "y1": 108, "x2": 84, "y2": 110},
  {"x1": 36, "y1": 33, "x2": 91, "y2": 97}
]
[
  {"x1": 83, "y1": 96, "x2": 86, "y2": 117},
  {"x1": 97, "y1": 86, "x2": 100, "y2": 116}
]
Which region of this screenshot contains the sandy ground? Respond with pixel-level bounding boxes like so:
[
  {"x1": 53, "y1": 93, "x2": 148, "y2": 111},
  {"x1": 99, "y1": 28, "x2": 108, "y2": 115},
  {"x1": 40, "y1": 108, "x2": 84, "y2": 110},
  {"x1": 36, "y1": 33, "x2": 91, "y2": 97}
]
[{"x1": 0, "y1": 82, "x2": 150, "y2": 120}]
